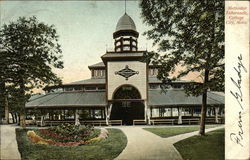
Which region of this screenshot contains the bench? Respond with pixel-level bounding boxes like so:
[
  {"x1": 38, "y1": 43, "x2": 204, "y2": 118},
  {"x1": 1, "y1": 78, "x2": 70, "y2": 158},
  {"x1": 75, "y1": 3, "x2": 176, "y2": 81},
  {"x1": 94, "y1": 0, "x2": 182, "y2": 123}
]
[
  {"x1": 133, "y1": 119, "x2": 147, "y2": 125},
  {"x1": 150, "y1": 119, "x2": 176, "y2": 125},
  {"x1": 25, "y1": 120, "x2": 36, "y2": 125},
  {"x1": 182, "y1": 118, "x2": 200, "y2": 125},
  {"x1": 109, "y1": 120, "x2": 123, "y2": 125}
]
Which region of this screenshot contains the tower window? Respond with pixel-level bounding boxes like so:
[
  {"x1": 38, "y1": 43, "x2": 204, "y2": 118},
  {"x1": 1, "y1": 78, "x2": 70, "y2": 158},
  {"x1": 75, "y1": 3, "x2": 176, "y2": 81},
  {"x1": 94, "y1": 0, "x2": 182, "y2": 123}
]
[
  {"x1": 123, "y1": 41, "x2": 130, "y2": 45},
  {"x1": 123, "y1": 46, "x2": 130, "y2": 51},
  {"x1": 116, "y1": 41, "x2": 121, "y2": 46}
]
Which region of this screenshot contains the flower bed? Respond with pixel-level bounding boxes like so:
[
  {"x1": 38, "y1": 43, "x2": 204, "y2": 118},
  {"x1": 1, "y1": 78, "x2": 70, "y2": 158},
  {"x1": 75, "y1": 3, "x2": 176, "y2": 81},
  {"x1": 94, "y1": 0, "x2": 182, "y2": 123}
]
[{"x1": 27, "y1": 123, "x2": 101, "y2": 146}]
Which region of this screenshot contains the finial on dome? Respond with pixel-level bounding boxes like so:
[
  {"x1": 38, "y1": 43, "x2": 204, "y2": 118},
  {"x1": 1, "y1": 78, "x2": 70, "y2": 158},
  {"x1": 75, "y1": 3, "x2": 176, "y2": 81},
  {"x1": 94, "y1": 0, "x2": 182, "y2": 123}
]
[{"x1": 125, "y1": 0, "x2": 127, "y2": 14}]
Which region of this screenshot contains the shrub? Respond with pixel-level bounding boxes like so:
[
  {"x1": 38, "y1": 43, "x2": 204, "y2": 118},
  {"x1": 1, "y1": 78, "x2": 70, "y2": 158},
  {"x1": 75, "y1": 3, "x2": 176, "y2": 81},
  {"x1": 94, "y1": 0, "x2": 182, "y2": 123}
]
[
  {"x1": 36, "y1": 123, "x2": 99, "y2": 143},
  {"x1": 27, "y1": 130, "x2": 97, "y2": 146}
]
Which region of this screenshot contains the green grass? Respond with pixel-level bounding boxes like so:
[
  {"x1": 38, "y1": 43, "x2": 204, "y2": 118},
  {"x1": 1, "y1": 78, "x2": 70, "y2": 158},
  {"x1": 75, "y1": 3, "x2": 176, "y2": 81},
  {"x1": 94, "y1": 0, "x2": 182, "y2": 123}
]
[
  {"x1": 174, "y1": 129, "x2": 225, "y2": 160},
  {"x1": 16, "y1": 128, "x2": 127, "y2": 160},
  {"x1": 143, "y1": 125, "x2": 218, "y2": 138}
]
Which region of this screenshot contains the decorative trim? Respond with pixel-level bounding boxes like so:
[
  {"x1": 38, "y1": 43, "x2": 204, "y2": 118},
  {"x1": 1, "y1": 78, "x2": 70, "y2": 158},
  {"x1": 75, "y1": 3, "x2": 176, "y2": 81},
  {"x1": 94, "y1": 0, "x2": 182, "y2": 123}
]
[{"x1": 115, "y1": 65, "x2": 139, "y2": 80}]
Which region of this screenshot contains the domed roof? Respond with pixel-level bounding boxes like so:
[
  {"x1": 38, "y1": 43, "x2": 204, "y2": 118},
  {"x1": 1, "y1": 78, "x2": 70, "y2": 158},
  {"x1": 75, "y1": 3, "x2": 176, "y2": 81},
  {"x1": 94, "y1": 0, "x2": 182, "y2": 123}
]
[{"x1": 115, "y1": 13, "x2": 137, "y2": 32}]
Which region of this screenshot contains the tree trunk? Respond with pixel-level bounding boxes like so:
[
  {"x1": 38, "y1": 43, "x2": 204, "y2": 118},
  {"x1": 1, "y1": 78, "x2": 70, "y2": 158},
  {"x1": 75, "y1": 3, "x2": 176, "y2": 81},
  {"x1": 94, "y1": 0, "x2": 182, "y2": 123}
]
[
  {"x1": 199, "y1": 69, "x2": 209, "y2": 135},
  {"x1": 19, "y1": 78, "x2": 26, "y2": 128},
  {"x1": 1, "y1": 82, "x2": 9, "y2": 124},
  {"x1": 4, "y1": 96, "x2": 9, "y2": 124},
  {"x1": 14, "y1": 112, "x2": 18, "y2": 124},
  {"x1": 10, "y1": 112, "x2": 15, "y2": 123},
  {"x1": 20, "y1": 113, "x2": 26, "y2": 128},
  {"x1": 17, "y1": 113, "x2": 20, "y2": 125}
]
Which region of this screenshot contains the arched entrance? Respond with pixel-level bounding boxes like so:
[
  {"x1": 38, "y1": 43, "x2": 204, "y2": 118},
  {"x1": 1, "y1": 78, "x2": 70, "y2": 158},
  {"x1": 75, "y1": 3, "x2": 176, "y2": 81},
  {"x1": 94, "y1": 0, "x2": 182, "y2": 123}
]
[{"x1": 110, "y1": 85, "x2": 144, "y2": 125}]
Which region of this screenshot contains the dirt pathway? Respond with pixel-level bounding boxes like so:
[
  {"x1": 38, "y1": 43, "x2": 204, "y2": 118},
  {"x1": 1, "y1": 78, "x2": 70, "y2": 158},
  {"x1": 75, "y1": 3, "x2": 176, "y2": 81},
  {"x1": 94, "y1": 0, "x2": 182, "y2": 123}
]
[
  {"x1": 112, "y1": 125, "x2": 224, "y2": 160},
  {"x1": 0, "y1": 124, "x2": 21, "y2": 160}
]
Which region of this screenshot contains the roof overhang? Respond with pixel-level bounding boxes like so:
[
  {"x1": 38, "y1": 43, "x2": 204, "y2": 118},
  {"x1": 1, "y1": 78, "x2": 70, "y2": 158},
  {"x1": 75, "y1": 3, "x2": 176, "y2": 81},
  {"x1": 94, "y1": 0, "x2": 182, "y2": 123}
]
[{"x1": 101, "y1": 52, "x2": 146, "y2": 63}]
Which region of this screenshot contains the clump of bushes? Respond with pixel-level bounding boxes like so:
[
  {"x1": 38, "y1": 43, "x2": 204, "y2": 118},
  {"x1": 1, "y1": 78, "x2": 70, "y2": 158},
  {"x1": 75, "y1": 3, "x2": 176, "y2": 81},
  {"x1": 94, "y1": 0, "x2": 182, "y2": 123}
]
[
  {"x1": 27, "y1": 123, "x2": 101, "y2": 146},
  {"x1": 37, "y1": 123, "x2": 97, "y2": 142}
]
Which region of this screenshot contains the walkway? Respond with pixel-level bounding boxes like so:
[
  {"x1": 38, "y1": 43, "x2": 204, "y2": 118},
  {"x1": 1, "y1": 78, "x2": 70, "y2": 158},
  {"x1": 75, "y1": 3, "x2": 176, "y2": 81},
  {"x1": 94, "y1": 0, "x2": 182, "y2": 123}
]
[
  {"x1": 0, "y1": 124, "x2": 21, "y2": 160},
  {"x1": 113, "y1": 125, "x2": 224, "y2": 160}
]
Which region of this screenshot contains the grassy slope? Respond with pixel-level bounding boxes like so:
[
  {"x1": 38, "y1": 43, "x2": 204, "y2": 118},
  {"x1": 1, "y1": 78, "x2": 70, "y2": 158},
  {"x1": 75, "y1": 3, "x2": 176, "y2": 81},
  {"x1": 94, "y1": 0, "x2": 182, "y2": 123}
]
[
  {"x1": 174, "y1": 129, "x2": 225, "y2": 160},
  {"x1": 143, "y1": 125, "x2": 217, "y2": 138},
  {"x1": 16, "y1": 128, "x2": 127, "y2": 160}
]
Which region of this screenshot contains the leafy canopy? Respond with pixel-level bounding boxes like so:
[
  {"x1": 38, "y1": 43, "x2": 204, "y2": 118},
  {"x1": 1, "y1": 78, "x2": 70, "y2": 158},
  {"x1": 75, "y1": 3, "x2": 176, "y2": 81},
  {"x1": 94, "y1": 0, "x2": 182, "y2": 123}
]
[
  {"x1": 140, "y1": 0, "x2": 224, "y2": 95},
  {"x1": 0, "y1": 16, "x2": 64, "y2": 113},
  {"x1": 0, "y1": 16, "x2": 63, "y2": 93}
]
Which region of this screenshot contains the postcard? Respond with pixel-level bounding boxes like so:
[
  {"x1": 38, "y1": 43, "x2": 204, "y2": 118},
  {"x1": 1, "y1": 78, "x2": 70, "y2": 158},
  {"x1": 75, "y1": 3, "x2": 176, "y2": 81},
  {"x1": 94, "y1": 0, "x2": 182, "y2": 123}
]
[{"x1": 0, "y1": 1, "x2": 249, "y2": 160}]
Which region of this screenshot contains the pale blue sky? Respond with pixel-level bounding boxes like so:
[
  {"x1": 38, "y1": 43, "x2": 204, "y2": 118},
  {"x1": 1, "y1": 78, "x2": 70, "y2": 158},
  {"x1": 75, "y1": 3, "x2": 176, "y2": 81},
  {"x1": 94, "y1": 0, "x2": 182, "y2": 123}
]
[{"x1": 0, "y1": 1, "x2": 156, "y2": 84}]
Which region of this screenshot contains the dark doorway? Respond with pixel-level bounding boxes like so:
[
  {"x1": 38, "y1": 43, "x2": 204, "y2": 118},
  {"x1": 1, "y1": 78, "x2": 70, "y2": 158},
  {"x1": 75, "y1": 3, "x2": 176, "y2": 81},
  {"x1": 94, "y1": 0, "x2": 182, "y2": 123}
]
[
  {"x1": 110, "y1": 85, "x2": 144, "y2": 125},
  {"x1": 110, "y1": 101, "x2": 144, "y2": 125}
]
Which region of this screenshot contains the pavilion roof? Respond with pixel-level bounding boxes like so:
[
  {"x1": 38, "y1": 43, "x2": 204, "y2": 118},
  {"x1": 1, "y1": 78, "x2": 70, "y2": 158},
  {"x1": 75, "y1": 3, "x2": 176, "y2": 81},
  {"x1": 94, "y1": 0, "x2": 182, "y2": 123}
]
[
  {"x1": 65, "y1": 78, "x2": 106, "y2": 85},
  {"x1": 26, "y1": 91, "x2": 107, "y2": 109},
  {"x1": 65, "y1": 77, "x2": 190, "y2": 86},
  {"x1": 148, "y1": 90, "x2": 224, "y2": 107},
  {"x1": 148, "y1": 77, "x2": 191, "y2": 84},
  {"x1": 26, "y1": 89, "x2": 224, "y2": 109},
  {"x1": 88, "y1": 62, "x2": 105, "y2": 69}
]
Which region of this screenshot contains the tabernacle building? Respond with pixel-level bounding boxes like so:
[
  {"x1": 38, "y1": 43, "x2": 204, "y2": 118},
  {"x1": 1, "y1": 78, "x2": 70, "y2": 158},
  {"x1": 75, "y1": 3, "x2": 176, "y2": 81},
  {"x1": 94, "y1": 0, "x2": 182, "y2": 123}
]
[{"x1": 26, "y1": 13, "x2": 224, "y2": 126}]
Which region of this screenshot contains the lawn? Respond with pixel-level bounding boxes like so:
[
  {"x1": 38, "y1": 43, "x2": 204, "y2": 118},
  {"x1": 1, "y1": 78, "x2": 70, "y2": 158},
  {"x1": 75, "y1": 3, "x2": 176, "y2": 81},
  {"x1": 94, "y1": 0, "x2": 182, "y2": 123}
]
[
  {"x1": 174, "y1": 129, "x2": 225, "y2": 160},
  {"x1": 16, "y1": 128, "x2": 127, "y2": 160},
  {"x1": 143, "y1": 125, "x2": 218, "y2": 138}
]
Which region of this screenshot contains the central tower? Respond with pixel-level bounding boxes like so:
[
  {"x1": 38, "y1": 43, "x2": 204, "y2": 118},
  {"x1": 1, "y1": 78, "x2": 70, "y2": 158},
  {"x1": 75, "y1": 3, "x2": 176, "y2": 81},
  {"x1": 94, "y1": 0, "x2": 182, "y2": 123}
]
[
  {"x1": 102, "y1": 13, "x2": 148, "y2": 125},
  {"x1": 113, "y1": 13, "x2": 139, "y2": 52}
]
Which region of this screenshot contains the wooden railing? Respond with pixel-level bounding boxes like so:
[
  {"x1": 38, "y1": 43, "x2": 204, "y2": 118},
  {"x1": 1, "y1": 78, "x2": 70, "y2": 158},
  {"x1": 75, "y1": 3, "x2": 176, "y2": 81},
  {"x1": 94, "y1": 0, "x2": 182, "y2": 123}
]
[
  {"x1": 36, "y1": 120, "x2": 123, "y2": 126},
  {"x1": 81, "y1": 120, "x2": 122, "y2": 126},
  {"x1": 34, "y1": 117, "x2": 224, "y2": 127},
  {"x1": 205, "y1": 117, "x2": 224, "y2": 124},
  {"x1": 182, "y1": 118, "x2": 200, "y2": 125}
]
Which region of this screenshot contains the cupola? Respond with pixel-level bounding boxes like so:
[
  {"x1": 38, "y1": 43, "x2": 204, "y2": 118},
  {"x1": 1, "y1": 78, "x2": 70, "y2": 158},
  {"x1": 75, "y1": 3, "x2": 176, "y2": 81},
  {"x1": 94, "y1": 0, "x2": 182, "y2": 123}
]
[{"x1": 113, "y1": 13, "x2": 139, "y2": 52}]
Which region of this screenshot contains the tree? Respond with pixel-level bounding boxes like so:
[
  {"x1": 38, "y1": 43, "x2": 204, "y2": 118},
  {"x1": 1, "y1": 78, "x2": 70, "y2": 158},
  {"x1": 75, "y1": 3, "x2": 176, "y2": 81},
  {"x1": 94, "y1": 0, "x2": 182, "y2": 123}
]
[
  {"x1": 140, "y1": 0, "x2": 224, "y2": 135},
  {"x1": 0, "y1": 16, "x2": 63, "y2": 127}
]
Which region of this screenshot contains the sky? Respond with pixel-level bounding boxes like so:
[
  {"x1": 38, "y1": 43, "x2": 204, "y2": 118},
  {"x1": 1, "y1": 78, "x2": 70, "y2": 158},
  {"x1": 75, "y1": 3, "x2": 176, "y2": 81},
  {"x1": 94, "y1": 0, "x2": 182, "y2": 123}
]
[
  {"x1": 0, "y1": 1, "x2": 156, "y2": 84},
  {"x1": 0, "y1": 1, "x2": 201, "y2": 93}
]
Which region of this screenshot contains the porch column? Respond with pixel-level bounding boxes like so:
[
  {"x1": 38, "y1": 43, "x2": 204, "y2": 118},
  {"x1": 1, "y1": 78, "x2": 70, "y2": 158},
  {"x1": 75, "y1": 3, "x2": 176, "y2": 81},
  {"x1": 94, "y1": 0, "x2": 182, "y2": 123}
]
[
  {"x1": 106, "y1": 103, "x2": 113, "y2": 126},
  {"x1": 178, "y1": 107, "x2": 182, "y2": 124},
  {"x1": 75, "y1": 110, "x2": 80, "y2": 126},
  {"x1": 147, "y1": 107, "x2": 151, "y2": 125},
  {"x1": 215, "y1": 107, "x2": 219, "y2": 123},
  {"x1": 150, "y1": 107, "x2": 152, "y2": 118},
  {"x1": 170, "y1": 108, "x2": 173, "y2": 117},
  {"x1": 144, "y1": 101, "x2": 150, "y2": 125},
  {"x1": 40, "y1": 115, "x2": 44, "y2": 127},
  {"x1": 191, "y1": 108, "x2": 194, "y2": 117},
  {"x1": 206, "y1": 107, "x2": 210, "y2": 117},
  {"x1": 105, "y1": 105, "x2": 109, "y2": 125}
]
